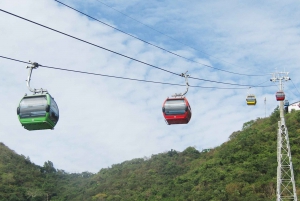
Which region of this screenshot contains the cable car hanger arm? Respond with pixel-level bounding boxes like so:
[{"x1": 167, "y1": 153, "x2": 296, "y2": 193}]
[
  {"x1": 172, "y1": 71, "x2": 190, "y2": 97},
  {"x1": 26, "y1": 61, "x2": 47, "y2": 94}
]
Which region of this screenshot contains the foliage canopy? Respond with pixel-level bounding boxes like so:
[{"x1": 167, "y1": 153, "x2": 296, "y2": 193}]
[{"x1": 1, "y1": 109, "x2": 300, "y2": 200}]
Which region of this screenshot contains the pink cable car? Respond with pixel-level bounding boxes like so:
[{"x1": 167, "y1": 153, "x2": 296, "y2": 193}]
[
  {"x1": 162, "y1": 72, "x2": 191, "y2": 125},
  {"x1": 276, "y1": 91, "x2": 285, "y2": 101},
  {"x1": 162, "y1": 97, "x2": 192, "y2": 125}
]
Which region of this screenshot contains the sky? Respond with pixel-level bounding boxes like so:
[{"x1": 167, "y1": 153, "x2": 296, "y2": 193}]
[{"x1": 0, "y1": 0, "x2": 300, "y2": 173}]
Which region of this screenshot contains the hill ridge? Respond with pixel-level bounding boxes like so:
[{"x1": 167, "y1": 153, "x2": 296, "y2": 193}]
[{"x1": 1, "y1": 108, "x2": 300, "y2": 200}]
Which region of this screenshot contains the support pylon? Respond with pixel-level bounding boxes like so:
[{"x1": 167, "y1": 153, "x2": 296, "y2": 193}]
[{"x1": 271, "y1": 72, "x2": 297, "y2": 201}]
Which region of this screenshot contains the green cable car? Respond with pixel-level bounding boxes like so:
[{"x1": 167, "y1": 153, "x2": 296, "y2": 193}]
[
  {"x1": 17, "y1": 93, "x2": 59, "y2": 131},
  {"x1": 17, "y1": 61, "x2": 59, "y2": 131}
]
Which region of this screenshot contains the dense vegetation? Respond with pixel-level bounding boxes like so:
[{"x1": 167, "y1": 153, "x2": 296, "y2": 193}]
[
  {"x1": 0, "y1": 143, "x2": 92, "y2": 200},
  {"x1": 1, "y1": 108, "x2": 300, "y2": 200}
]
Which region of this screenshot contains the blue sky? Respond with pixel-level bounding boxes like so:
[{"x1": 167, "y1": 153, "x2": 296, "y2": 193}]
[{"x1": 0, "y1": 0, "x2": 300, "y2": 173}]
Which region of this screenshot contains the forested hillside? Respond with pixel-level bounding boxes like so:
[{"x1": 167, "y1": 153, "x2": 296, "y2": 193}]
[
  {"x1": 1, "y1": 108, "x2": 300, "y2": 200},
  {"x1": 0, "y1": 143, "x2": 92, "y2": 200}
]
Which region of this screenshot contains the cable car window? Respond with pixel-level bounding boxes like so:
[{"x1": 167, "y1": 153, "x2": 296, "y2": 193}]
[
  {"x1": 164, "y1": 99, "x2": 186, "y2": 115},
  {"x1": 246, "y1": 95, "x2": 254, "y2": 99},
  {"x1": 19, "y1": 96, "x2": 48, "y2": 118},
  {"x1": 49, "y1": 97, "x2": 59, "y2": 123}
]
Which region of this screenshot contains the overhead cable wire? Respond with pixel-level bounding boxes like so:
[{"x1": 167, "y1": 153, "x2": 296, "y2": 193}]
[
  {"x1": 95, "y1": 0, "x2": 268, "y2": 77},
  {"x1": 256, "y1": 80, "x2": 276, "y2": 87},
  {"x1": 0, "y1": 9, "x2": 271, "y2": 88},
  {"x1": 188, "y1": 76, "x2": 270, "y2": 87},
  {"x1": 249, "y1": 80, "x2": 276, "y2": 88},
  {"x1": 290, "y1": 79, "x2": 300, "y2": 97},
  {"x1": 0, "y1": 9, "x2": 177, "y2": 75},
  {"x1": 0, "y1": 55, "x2": 271, "y2": 89},
  {"x1": 55, "y1": 0, "x2": 266, "y2": 77},
  {"x1": 40, "y1": 65, "x2": 246, "y2": 89},
  {"x1": 250, "y1": 80, "x2": 267, "y2": 87}
]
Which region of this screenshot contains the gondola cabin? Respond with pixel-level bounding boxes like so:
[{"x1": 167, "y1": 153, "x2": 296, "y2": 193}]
[
  {"x1": 17, "y1": 94, "x2": 59, "y2": 131},
  {"x1": 284, "y1": 100, "x2": 289, "y2": 107},
  {"x1": 246, "y1": 95, "x2": 256, "y2": 105},
  {"x1": 162, "y1": 97, "x2": 191, "y2": 125},
  {"x1": 276, "y1": 91, "x2": 285, "y2": 101}
]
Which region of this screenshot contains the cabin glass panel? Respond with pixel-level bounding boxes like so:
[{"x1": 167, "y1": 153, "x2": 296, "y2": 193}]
[
  {"x1": 49, "y1": 97, "x2": 59, "y2": 123},
  {"x1": 246, "y1": 96, "x2": 255, "y2": 101},
  {"x1": 164, "y1": 99, "x2": 186, "y2": 115},
  {"x1": 19, "y1": 96, "x2": 47, "y2": 118}
]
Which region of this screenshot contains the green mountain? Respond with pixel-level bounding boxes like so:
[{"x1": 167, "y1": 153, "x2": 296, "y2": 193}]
[
  {"x1": 0, "y1": 143, "x2": 92, "y2": 201},
  {"x1": 1, "y1": 107, "x2": 300, "y2": 200}
]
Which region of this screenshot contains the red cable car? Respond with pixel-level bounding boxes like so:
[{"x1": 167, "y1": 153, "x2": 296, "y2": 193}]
[
  {"x1": 276, "y1": 91, "x2": 285, "y2": 101},
  {"x1": 162, "y1": 97, "x2": 192, "y2": 125}
]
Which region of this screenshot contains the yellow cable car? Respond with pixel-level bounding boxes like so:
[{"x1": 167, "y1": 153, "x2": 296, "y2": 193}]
[{"x1": 246, "y1": 94, "x2": 257, "y2": 105}]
